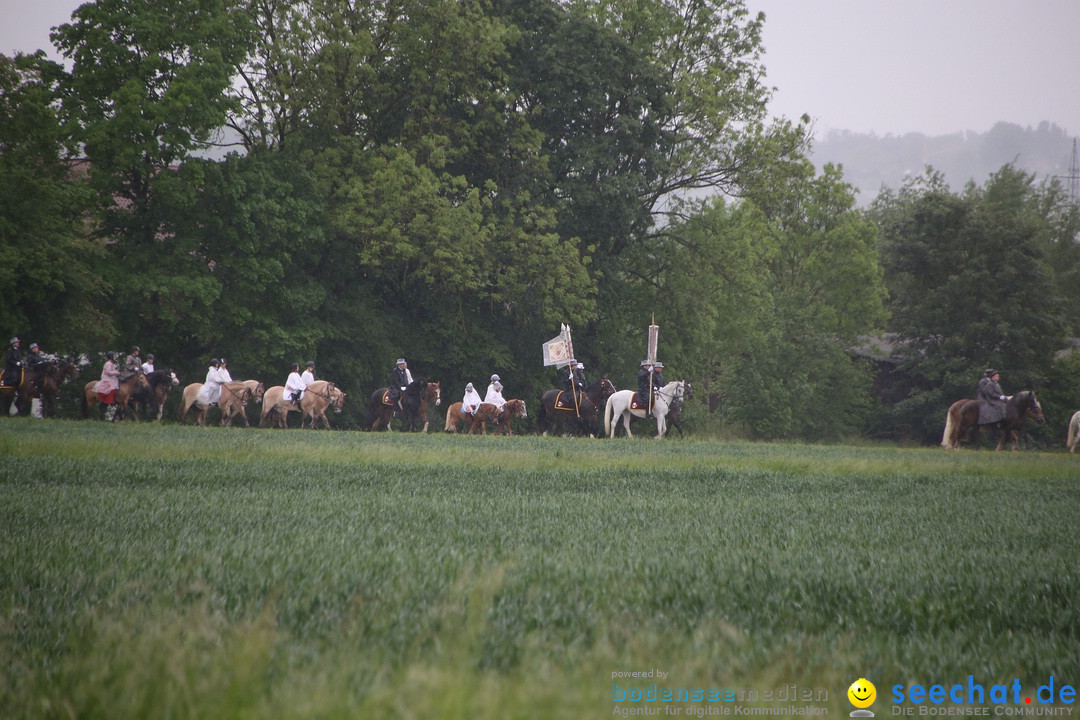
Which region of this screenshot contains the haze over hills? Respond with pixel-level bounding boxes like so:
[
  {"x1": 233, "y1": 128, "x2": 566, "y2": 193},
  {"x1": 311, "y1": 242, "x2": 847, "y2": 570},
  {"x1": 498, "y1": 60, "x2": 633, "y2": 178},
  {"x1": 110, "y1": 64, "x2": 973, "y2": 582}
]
[{"x1": 809, "y1": 121, "x2": 1078, "y2": 205}]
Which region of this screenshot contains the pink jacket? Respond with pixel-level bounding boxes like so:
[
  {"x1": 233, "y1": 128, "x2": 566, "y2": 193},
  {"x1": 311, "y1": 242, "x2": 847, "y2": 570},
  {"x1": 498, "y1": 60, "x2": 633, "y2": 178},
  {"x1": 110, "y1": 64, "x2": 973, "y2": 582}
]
[{"x1": 97, "y1": 360, "x2": 121, "y2": 393}]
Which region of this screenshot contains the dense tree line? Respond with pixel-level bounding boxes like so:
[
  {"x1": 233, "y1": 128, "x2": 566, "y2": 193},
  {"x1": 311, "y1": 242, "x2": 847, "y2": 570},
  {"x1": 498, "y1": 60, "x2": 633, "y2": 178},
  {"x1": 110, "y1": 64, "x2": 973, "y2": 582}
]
[{"x1": 2, "y1": 0, "x2": 1077, "y2": 440}]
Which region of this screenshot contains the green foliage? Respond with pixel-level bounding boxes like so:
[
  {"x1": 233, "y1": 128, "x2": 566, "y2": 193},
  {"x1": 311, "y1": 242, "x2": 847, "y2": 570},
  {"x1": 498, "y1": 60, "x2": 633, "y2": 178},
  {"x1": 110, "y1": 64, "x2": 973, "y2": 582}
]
[
  {"x1": 871, "y1": 166, "x2": 1074, "y2": 442},
  {"x1": 1, "y1": 422, "x2": 1078, "y2": 718},
  {"x1": 0, "y1": 53, "x2": 106, "y2": 347}
]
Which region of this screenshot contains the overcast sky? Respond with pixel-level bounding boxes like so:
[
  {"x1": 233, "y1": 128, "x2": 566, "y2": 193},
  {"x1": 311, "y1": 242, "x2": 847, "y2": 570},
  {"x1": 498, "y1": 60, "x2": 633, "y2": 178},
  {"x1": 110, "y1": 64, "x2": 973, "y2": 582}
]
[{"x1": 3, "y1": 0, "x2": 1079, "y2": 139}]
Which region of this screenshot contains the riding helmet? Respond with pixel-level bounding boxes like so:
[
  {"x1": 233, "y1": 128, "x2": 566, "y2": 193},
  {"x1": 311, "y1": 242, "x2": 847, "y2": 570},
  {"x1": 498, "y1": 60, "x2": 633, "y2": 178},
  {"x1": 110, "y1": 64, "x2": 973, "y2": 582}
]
[
  {"x1": 491, "y1": 374, "x2": 500, "y2": 382},
  {"x1": 132, "y1": 345, "x2": 139, "y2": 353},
  {"x1": 306, "y1": 361, "x2": 315, "y2": 367},
  {"x1": 30, "y1": 343, "x2": 39, "y2": 350},
  {"x1": 984, "y1": 368, "x2": 998, "y2": 377},
  {"x1": 654, "y1": 362, "x2": 664, "y2": 369},
  {"x1": 396, "y1": 358, "x2": 407, "y2": 365}
]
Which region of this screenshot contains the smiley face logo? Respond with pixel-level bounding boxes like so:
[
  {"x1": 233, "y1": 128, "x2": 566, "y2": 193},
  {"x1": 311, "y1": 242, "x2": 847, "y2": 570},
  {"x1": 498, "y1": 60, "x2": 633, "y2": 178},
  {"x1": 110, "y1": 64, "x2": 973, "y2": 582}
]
[{"x1": 848, "y1": 678, "x2": 876, "y2": 709}]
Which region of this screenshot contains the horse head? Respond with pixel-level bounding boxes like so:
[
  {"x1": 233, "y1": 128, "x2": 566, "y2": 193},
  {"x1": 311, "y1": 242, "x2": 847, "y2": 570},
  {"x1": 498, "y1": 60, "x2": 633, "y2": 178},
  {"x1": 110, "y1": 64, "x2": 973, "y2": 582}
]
[
  {"x1": 252, "y1": 381, "x2": 266, "y2": 401},
  {"x1": 425, "y1": 381, "x2": 441, "y2": 406},
  {"x1": 1019, "y1": 390, "x2": 1045, "y2": 425},
  {"x1": 510, "y1": 399, "x2": 527, "y2": 418}
]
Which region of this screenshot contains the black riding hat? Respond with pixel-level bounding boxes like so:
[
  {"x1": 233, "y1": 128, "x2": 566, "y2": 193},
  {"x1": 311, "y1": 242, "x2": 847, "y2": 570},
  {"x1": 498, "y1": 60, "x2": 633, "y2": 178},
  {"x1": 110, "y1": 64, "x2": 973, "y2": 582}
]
[{"x1": 984, "y1": 368, "x2": 999, "y2": 377}]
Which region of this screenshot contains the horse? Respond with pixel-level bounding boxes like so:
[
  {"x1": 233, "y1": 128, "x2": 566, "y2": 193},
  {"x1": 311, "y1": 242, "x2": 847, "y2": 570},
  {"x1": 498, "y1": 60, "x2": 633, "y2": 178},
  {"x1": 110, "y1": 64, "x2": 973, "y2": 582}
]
[
  {"x1": 300, "y1": 380, "x2": 346, "y2": 429},
  {"x1": 664, "y1": 380, "x2": 693, "y2": 437},
  {"x1": 941, "y1": 390, "x2": 1045, "y2": 451},
  {"x1": 38, "y1": 358, "x2": 81, "y2": 417},
  {"x1": 130, "y1": 369, "x2": 180, "y2": 422},
  {"x1": 219, "y1": 380, "x2": 265, "y2": 426},
  {"x1": 472, "y1": 398, "x2": 528, "y2": 435},
  {"x1": 0, "y1": 363, "x2": 50, "y2": 415},
  {"x1": 365, "y1": 379, "x2": 440, "y2": 432},
  {"x1": 1067, "y1": 410, "x2": 1080, "y2": 453},
  {"x1": 180, "y1": 380, "x2": 263, "y2": 426},
  {"x1": 443, "y1": 401, "x2": 472, "y2": 433},
  {"x1": 259, "y1": 386, "x2": 294, "y2": 428},
  {"x1": 82, "y1": 371, "x2": 150, "y2": 421},
  {"x1": 535, "y1": 376, "x2": 617, "y2": 437},
  {"x1": 604, "y1": 380, "x2": 686, "y2": 439}
]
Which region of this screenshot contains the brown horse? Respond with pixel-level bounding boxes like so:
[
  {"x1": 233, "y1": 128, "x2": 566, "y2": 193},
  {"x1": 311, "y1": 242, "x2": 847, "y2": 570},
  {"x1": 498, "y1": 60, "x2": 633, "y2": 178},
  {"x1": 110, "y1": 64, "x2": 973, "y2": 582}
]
[
  {"x1": 130, "y1": 369, "x2": 179, "y2": 422},
  {"x1": 1, "y1": 364, "x2": 47, "y2": 415},
  {"x1": 535, "y1": 376, "x2": 616, "y2": 437},
  {"x1": 444, "y1": 401, "x2": 471, "y2": 433},
  {"x1": 471, "y1": 399, "x2": 528, "y2": 435},
  {"x1": 366, "y1": 379, "x2": 440, "y2": 432},
  {"x1": 300, "y1": 380, "x2": 346, "y2": 429},
  {"x1": 82, "y1": 371, "x2": 150, "y2": 420},
  {"x1": 941, "y1": 390, "x2": 1045, "y2": 451}
]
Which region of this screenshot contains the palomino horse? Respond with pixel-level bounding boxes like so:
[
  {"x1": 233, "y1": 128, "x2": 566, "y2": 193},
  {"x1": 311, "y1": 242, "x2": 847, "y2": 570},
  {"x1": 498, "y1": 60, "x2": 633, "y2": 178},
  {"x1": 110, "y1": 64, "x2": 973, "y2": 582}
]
[
  {"x1": 130, "y1": 369, "x2": 179, "y2": 421},
  {"x1": 535, "y1": 376, "x2": 617, "y2": 437},
  {"x1": 219, "y1": 380, "x2": 265, "y2": 426},
  {"x1": 1067, "y1": 410, "x2": 1080, "y2": 453},
  {"x1": 604, "y1": 380, "x2": 686, "y2": 439},
  {"x1": 180, "y1": 380, "x2": 263, "y2": 426},
  {"x1": 82, "y1": 371, "x2": 150, "y2": 420},
  {"x1": 941, "y1": 390, "x2": 1045, "y2": 451},
  {"x1": 300, "y1": 380, "x2": 346, "y2": 429},
  {"x1": 366, "y1": 379, "x2": 440, "y2": 432}
]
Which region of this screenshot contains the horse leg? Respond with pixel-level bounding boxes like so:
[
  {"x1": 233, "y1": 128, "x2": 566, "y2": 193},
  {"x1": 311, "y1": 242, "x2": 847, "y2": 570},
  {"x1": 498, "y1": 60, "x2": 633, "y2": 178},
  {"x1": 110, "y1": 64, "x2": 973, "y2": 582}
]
[{"x1": 622, "y1": 411, "x2": 633, "y2": 439}]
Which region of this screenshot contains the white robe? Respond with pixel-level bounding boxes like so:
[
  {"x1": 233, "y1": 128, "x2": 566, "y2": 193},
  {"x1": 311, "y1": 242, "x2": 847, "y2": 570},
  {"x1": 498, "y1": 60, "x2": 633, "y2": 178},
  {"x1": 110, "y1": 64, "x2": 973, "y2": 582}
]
[
  {"x1": 484, "y1": 384, "x2": 506, "y2": 409},
  {"x1": 462, "y1": 387, "x2": 483, "y2": 414},
  {"x1": 301, "y1": 369, "x2": 315, "y2": 387},
  {"x1": 285, "y1": 371, "x2": 305, "y2": 403},
  {"x1": 196, "y1": 366, "x2": 228, "y2": 405}
]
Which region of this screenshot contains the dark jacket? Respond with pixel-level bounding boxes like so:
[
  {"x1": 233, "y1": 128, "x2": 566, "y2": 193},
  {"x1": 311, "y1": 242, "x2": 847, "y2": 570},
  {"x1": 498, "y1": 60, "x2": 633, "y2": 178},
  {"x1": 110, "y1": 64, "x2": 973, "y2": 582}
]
[
  {"x1": 389, "y1": 366, "x2": 409, "y2": 399},
  {"x1": 5, "y1": 345, "x2": 22, "y2": 377},
  {"x1": 977, "y1": 376, "x2": 1007, "y2": 424},
  {"x1": 637, "y1": 368, "x2": 653, "y2": 403}
]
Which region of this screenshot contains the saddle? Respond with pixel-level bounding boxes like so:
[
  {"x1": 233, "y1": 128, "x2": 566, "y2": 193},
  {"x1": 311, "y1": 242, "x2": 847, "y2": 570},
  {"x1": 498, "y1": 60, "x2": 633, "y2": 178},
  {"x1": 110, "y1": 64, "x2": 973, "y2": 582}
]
[
  {"x1": 554, "y1": 390, "x2": 583, "y2": 411},
  {"x1": 630, "y1": 394, "x2": 650, "y2": 412},
  {"x1": 381, "y1": 390, "x2": 394, "y2": 406},
  {"x1": 0, "y1": 368, "x2": 23, "y2": 389}
]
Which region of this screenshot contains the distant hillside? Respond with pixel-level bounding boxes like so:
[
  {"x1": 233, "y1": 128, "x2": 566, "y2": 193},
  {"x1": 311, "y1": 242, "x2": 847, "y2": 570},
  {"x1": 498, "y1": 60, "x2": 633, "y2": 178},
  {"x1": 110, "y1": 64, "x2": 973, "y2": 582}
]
[{"x1": 811, "y1": 121, "x2": 1077, "y2": 205}]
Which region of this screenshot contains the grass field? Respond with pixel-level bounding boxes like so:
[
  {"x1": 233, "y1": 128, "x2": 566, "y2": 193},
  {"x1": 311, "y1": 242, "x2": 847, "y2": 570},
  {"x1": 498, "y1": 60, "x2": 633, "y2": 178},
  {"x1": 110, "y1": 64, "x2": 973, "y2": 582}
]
[{"x1": 1, "y1": 419, "x2": 1077, "y2": 719}]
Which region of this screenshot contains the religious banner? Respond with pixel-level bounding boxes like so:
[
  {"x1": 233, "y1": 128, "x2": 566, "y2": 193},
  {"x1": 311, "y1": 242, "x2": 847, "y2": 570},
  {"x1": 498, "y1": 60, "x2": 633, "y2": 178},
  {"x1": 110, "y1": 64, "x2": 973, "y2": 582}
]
[{"x1": 542, "y1": 324, "x2": 574, "y2": 367}]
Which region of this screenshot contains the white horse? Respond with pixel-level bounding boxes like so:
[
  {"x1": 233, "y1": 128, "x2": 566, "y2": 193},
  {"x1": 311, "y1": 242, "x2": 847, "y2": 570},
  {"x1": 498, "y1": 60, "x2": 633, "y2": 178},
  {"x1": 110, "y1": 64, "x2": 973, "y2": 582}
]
[
  {"x1": 1068, "y1": 410, "x2": 1080, "y2": 453},
  {"x1": 604, "y1": 380, "x2": 685, "y2": 439}
]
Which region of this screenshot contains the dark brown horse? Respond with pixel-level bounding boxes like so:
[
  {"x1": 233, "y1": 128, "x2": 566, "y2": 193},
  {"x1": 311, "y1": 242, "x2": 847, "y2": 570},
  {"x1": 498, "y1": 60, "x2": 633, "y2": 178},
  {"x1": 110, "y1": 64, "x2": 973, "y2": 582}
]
[
  {"x1": 130, "y1": 369, "x2": 180, "y2": 422},
  {"x1": 941, "y1": 390, "x2": 1045, "y2": 451},
  {"x1": 535, "y1": 376, "x2": 616, "y2": 437},
  {"x1": 0, "y1": 363, "x2": 48, "y2": 415},
  {"x1": 365, "y1": 379, "x2": 440, "y2": 432},
  {"x1": 82, "y1": 371, "x2": 151, "y2": 421}
]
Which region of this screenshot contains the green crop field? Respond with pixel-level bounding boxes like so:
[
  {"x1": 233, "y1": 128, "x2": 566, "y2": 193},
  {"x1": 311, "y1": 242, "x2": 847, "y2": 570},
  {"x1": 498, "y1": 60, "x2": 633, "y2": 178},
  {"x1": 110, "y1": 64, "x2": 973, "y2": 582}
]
[{"x1": 1, "y1": 419, "x2": 1077, "y2": 719}]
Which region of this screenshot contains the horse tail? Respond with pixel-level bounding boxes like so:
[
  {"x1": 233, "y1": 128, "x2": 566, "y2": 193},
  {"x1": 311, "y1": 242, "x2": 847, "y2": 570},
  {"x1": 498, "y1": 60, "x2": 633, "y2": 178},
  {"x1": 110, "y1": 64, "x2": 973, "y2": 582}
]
[
  {"x1": 941, "y1": 406, "x2": 956, "y2": 449},
  {"x1": 444, "y1": 405, "x2": 453, "y2": 432},
  {"x1": 603, "y1": 393, "x2": 613, "y2": 437}
]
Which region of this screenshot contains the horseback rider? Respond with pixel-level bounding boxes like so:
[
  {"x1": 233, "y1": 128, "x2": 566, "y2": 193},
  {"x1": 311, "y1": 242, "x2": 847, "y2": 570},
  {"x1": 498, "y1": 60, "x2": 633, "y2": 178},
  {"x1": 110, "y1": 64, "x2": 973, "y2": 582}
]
[
  {"x1": 286, "y1": 363, "x2": 305, "y2": 406},
  {"x1": 26, "y1": 342, "x2": 46, "y2": 368},
  {"x1": 96, "y1": 351, "x2": 122, "y2": 418},
  {"x1": 124, "y1": 346, "x2": 142, "y2": 374},
  {"x1": 484, "y1": 378, "x2": 506, "y2": 410},
  {"x1": 302, "y1": 361, "x2": 316, "y2": 387},
  {"x1": 195, "y1": 358, "x2": 225, "y2": 406},
  {"x1": 461, "y1": 382, "x2": 482, "y2": 415},
  {"x1": 388, "y1": 358, "x2": 413, "y2": 410},
  {"x1": 977, "y1": 368, "x2": 1007, "y2": 426},
  {"x1": 652, "y1": 362, "x2": 666, "y2": 393},
  {"x1": 3, "y1": 337, "x2": 22, "y2": 387},
  {"x1": 141, "y1": 353, "x2": 155, "y2": 374},
  {"x1": 637, "y1": 360, "x2": 654, "y2": 417},
  {"x1": 485, "y1": 374, "x2": 502, "y2": 404}
]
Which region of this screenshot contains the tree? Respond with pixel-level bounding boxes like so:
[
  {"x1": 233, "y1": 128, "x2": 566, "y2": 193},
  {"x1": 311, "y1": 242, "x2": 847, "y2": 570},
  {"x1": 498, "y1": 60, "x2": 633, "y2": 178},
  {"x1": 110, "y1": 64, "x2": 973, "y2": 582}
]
[
  {"x1": 0, "y1": 53, "x2": 105, "y2": 348},
  {"x1": 871, "y1": 165, "x2": 1070, "y2": 442}
]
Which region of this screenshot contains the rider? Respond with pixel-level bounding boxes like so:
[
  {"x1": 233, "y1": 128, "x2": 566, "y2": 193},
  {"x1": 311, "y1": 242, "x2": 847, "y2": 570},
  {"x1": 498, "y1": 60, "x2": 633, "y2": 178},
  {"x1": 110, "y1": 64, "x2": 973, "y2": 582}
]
[
  {"x1": 124, "y1": 346, "x2": 142, "y2": 374},
  {"x1": 977, "y1": 368, "x2": 1007, "y2": 426},
  {"x1": 26, "y1": 342, "x2": 46, "y2": 368},
  {"x1": 461, "y1": 382, "x2": 482, "y2": 415},
  {"x1": 3, "y1": 337, "x2": 22, "y2": 387},
  {"x1": 637, "y1": 360, "x2": 654, "y2": 417},
  {"x1": 302, "y1": 361, "x2": 316, "y2": 388},
  {"x1": 484, "y1": 378, "x2": 506, "y2": 410},
  {"x1": 286, "y1": 363, "x2": 305, "y2": 406},
  {"x1": 652, "y1": 361, "x2": 666, "y2": 392},
  {"x1": 195, "y1": 358, "x2": 225, "y2": 406},
  {"x1": 141, "y1": 353, "x2": 156, "y2": 374},
  {"x1": 96, "y1": 351, "x2": 122, "y2": 418},
  {"x1": 388, "y1": 358, "x2": 413, "y2": 410}
]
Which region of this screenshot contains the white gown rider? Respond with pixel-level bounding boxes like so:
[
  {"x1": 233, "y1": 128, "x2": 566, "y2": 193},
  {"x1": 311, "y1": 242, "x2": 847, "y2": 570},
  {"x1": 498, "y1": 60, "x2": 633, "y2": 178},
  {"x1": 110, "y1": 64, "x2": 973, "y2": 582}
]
[
  {"x1": 484, "y1": 378, "x2": 506, "y2": 409},
  {"x1": 285, "y1": 363, "x2": 305, "y2": 406},
  {"x1": 462, "y1": 382, "x2": 483, "y2": 415},
  {"x1": 196, "y1": 358, "x2": 232, "y2": 406}
]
